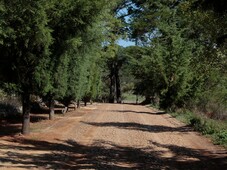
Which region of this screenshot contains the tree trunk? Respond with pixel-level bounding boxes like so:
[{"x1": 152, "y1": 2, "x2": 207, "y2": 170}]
[
  {"x1": 136, "y1": 95, "x2": 138, "y2": 104},
  {"x1": 84, "y1": 101, "x2": 87, "y2": 106},
  {"x1": 109, "y1": 65, "x2": 115, "y2": 103},
  {"x1": 115, "y1": 67, "x2": 121, "y2": 103},
  {"x1": 77, "y1": 100, "x2": 80, "y2": 108},
  {"x1": 21, "y1": 91, "x2": 31, "y2": 135},
  {"x1": 49, "y1": 98, "x2": 55, "y2": 120}
]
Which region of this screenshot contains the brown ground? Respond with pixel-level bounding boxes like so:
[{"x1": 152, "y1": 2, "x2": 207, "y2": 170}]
[{"x1": 0, "y1": 103, "x2": 226, "y2": 170}]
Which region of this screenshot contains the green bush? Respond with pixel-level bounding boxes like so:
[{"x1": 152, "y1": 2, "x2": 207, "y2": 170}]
[
  {"x1": 215, "y1": 130, "x2": 227, "y2": 146},
  {"x1": 190, "y1": 117, "x2": 203, "y2": 131}
]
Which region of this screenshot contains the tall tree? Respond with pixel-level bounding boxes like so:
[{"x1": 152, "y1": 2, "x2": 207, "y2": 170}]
[
  {"x1": 0, "y1": 0, "x2": 52, "y2": 134},
  {"x1": 60, "y1": 0, "x2": 108, "y2": 109},
  {"x1": 102, "y1": 0, "x2": 128, "y2": 103},
  {"x1": 45, "y1": 0, "x2": 106, "y2": 118},
  {"x1": 127, "y1": 0, "x2": 227, "y2": 112}
]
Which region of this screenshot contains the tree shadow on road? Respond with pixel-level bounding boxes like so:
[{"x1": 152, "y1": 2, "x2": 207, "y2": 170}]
[
  {"x1": 111, "y1": 109, "x2": 166, "y2": 115},
  {"x1": 0, "y1": 138, "x2": 226, "y2": 170},
  {"x1": 0, "y1": 122, "x2": 21, "y2": 137},
  {"x1": 82, "y1": 121, "x2": 192, "y2": 133},
  {"x1": 149, "y1": 141, "x2": 227, "y2": 169},
  {"x1": 0, "y1": 114, "x2": 49, "y2": 137}
]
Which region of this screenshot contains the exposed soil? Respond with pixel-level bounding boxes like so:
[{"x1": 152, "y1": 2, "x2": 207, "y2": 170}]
[{"x1": 0, "y1": 103, "x2": 226, "y2": 169}]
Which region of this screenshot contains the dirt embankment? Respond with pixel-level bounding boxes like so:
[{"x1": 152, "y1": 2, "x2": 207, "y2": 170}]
[{"x1": 0, "y1": 103, "x2": 226, "y2": 169}]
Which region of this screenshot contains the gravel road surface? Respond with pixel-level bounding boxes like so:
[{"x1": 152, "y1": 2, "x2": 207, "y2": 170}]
[{"x1": 0, "y1": 103, "x2": 226, "y2": 169}]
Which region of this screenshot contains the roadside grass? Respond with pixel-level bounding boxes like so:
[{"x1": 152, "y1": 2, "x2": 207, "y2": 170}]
[{"x1": 170, "y1": 110, "x2": 227, "y2": 148}]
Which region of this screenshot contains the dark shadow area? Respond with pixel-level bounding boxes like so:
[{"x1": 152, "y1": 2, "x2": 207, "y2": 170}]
[
  {"x1": 0, "y1": 115, "x2": 49, "y2": 137},
  {"x1": 30, "y1": 109, "x2": 49, "y2": 114},
  {"x1": 102, "y1": 102, "x2": 142, "y2": 105},
  {"x1": 0, "y1": 106, "x2": 85, "y2": 137},
  {"x1": 0, "y1": 115, "x2": 22, "y2": 124},
  {"x1": 111, "y1": 109, "x2": 166, "y2": 115},
  {"x1": 0, "y1": 121, "x2": 21, "y2": 136},
  {"x1": 0, "y1": 113, "x2": 48, "y2": 124},
  {"x1": 108, "y1": 102, "x2": 151, "y2": 106},
  {"x1": 149, "y1": 141, "x2": 227, "y2": 170},
  {"x1": 82, "y1": 121, "x2": 192, "y2": 133},
  {"x1": 0, "y1": 138, "x2": 226, "y2": 169},
  {"x1": 119, "y1": 102, "x2": 140, "y2": 105},
  {"x1": 121, "y1": 101, "x2": 152, "y2": 106},
  {"x1": 0, "y1": 106, "x2": 78, "y2": 136},
  {"x1": 30, "y1": 102, "x2": 49, "y2": 114},
  {"x1": 0, "y1": 114, "x2": 48, "y2": 136},
  {"x1": 30, "y1": 115, "x2": 49, "y2": 123}
]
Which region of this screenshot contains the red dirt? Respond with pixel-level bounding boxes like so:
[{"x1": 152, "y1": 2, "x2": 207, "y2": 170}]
[{"x1": 0, "y1": 103, "x2": 226, "y2": 169}]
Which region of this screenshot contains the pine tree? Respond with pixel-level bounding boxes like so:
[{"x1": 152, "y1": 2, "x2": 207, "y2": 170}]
[
  {"x1": 45, "y1": 0, "x2": 106, "y2": 118},
  {"x1": 126, "y1": 0, "x2": 227, "y2": 112},
  {"x1": 0, "y1": 0, "x2": 53, "y2": 134},
  {"x1": 102, "y1": 0, "x2": 127, "y2": 103}
]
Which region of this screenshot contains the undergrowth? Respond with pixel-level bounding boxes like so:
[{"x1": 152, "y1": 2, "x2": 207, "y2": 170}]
[{"x1": 170, "y1": 110, "x2": 227, "y2": 148}]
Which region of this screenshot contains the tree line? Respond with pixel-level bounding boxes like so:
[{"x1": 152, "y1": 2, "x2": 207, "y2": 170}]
[
  {"x1": 120, "y1": 0, "x2": 227, "y2": 117},
  {"x1": 0, "y1": 0, "x2": 125, "y2": 134},
  {"x1": 0, "y1": 0, "x2": 226, "y2": 135}
]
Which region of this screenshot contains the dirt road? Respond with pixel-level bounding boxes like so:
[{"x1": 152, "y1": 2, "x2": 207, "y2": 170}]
[{"x1": 0, "y1": 103, "x2": 226, "y2": 169}]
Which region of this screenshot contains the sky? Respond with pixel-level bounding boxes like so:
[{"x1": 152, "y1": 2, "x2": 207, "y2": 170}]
[{"x1": 117, "y1": 39, "x2": 135, "y2": 47}]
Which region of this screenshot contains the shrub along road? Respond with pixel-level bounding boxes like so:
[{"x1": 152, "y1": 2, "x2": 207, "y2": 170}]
[{"x1": 0, "y1": 103, "x2": 226, "y2": 169}]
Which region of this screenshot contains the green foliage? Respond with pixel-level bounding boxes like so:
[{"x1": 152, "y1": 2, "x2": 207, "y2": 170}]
[
  {"x1": 0, "y1": 89, "x2": 5, "y2": 99},
  {"x1": 1, "y1": 0, "x2": 226, "y2": 136},
  {"x1": 125, "y1": 46, "x2": 154, "y2": 96},
  {"x1": 125, "y1": 0, "x2": 227, "y2": 115},
  {"x1": 215, "y1": 130, "x2": 227, "y2": 146},
  {"x1": 1, "y1": 83, "x2": 20, "y2": 95},
  {"x1": 42, "y1": 0, "x2": 108, "y2": 103},
  {"x1": 0, "y1": 0, "x2": 116, "y2": 133},
  {"x1": 0, "y1": 1, "x2": 5, "y2": 45},
  {"x1": 63, "y1": 8, "x2": 107, "y2": 103},
  {"x1": 100, "y1": 0, "x2": 129, "y2": 103},
  {"x1": 1, "y1": 0, "x2": 52, "y2": 92}
]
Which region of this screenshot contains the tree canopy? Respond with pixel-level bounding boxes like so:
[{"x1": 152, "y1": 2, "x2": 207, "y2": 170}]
[
  {"x1": 0, "y1": 0, "x2": 226, "y2": 134},
  {"x1": 0, "y1": 0, "x2": 118, "y2": 134},
  {"x1": 124, "y1": 0, "x2": 227, "y2": 113}
]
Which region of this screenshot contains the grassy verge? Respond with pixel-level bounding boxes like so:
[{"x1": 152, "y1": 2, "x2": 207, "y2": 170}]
[{"x1": 170, "y1": 110, "x2": 227, "y2": 148}]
